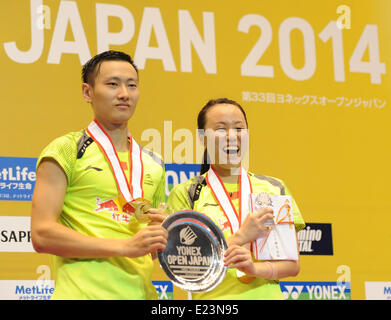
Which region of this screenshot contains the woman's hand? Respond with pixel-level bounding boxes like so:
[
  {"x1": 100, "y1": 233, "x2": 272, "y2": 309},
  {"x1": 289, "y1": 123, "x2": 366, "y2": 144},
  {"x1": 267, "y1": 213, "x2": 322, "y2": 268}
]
[
  {"x1": 230, "y1": 208, "x2": 274, "y2": 246},
  {"x1": 224, "y1": 245, "x2": 256, "y2": 276},
  {"x1": 147, "y1": 208, "x2": 169, "y2": 226}
]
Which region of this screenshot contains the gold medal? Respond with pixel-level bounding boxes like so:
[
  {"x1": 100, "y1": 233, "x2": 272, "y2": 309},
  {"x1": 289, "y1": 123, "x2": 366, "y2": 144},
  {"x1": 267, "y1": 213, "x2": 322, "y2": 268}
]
[
  {"x1": 131, "y1": 198, "x2": 152, "y2": 223},
  {"x1": 236, "y1": 270, "x2": 256, "y2": 283}
]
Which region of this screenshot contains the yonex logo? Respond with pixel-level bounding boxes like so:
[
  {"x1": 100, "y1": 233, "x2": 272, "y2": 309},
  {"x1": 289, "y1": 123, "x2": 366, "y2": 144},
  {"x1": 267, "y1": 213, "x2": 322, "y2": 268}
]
[
  {"x1": 280, "y1": 282, "x2": 351, "y2": 300},
  {"x1": 179, "y1": 226, "x2": 197, "y2": 245},
  {"x1": 282, "y1": 285, "x2": 304, "y2": 300}
]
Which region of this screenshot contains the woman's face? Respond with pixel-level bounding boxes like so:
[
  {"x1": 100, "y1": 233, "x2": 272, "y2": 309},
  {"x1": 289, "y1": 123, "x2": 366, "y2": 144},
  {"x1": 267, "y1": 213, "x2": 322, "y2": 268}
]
[{"x1": 202, "y1": 103, "x2": 249, "y2": 171}]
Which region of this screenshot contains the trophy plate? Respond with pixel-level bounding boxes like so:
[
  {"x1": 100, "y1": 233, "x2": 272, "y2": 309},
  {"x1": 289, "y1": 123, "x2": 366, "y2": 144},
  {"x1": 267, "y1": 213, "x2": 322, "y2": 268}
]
[{"x1": 158, "y1": 210, "x2": 227, "y2": 292}]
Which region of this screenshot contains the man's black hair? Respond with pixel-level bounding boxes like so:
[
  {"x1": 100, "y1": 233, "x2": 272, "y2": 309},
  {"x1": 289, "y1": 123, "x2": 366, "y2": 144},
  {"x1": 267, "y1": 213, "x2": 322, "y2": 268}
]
[{"x1": 82, "y1": 50, "x2": 138, "y2": 85}]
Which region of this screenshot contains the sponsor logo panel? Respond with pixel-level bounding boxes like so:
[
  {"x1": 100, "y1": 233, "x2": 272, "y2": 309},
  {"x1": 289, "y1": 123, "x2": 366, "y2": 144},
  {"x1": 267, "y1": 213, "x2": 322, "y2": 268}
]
[
  {"x1": 0, "y1": 280, "x2": 55, "y2": 300},
  {"x1": 280, "y1": 281, "x2": 351, "y2": 300},
  {"x1": 152, "y1": 280, "x2": 174, "y2": 300},
  {"x1": 298, "y1": 223, "x2": 333, "y2": 255},
  {"x1": 0, "y1": 157, "x2": 37, "y2": 201},
  {"x1": 365, "y1": 281, "x2": 391, "y2": 300},
  {"x1": 0, "y1": 216, "x2": 35, "y2": 252}
]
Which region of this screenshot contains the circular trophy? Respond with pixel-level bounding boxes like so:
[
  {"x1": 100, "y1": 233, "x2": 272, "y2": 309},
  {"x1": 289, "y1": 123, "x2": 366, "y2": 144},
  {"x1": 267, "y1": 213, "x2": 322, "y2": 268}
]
[{"x1": 158, "y1": 210, "x2": 227, "y2": 292}]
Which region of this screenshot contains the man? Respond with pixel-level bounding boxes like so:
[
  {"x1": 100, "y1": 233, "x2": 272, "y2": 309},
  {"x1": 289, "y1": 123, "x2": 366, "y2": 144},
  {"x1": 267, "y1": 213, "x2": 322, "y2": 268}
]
[{"x1": 31, "y1": 51, "x2": 168, "y2": 300}]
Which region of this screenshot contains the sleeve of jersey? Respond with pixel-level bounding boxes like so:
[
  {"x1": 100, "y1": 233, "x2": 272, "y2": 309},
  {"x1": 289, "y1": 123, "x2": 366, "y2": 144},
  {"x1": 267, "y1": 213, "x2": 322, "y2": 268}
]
[
  {"x1": 283, "y1": 183, "x2": 306, "y2": 232},
  {"x1": 36, "y1": 134, "x2": 77, "y2": 184},
  {"x1": 167, "y1": 183, "x2": 192, "y2": 213}
]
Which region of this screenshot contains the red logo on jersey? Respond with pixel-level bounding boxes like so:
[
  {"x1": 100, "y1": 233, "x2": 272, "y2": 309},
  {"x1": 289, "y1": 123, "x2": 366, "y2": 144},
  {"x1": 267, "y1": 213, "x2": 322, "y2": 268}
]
[
  {"x1": 94, "y1": 197, "x2": 119, "y2": 213},
  {"x1": 94, "y1": 197, "x2": 136, "y2": 224}
]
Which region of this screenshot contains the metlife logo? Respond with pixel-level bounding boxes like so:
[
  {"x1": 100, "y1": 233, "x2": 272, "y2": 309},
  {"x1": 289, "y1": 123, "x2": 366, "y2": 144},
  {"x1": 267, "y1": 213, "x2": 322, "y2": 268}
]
[
  {"x1": 280, "y1": 281, "x2": 351, "y2": 300},
  {"x1": 0, "y1": 157, "x2": 37, "y2": 201},
  {"x1": 0, "y1": 280, "x2": 55, "y2": 300},
  {"x1": 365, "y1": 282, "x2": 391, "y2": 300}
]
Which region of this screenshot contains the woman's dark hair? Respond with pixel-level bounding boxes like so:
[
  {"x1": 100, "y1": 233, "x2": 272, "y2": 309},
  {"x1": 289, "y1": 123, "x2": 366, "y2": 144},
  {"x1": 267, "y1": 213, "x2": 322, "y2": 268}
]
[
  {"x1": 82, "y1": 50, "x2": 138, "y2": 85},
  {"x1": 197, "y1": 98, "x2": 248, "y2": 174}
]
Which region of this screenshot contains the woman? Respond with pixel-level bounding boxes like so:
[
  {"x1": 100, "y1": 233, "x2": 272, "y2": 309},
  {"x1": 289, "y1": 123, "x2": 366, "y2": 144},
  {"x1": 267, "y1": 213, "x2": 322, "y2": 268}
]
[{"x1": 167, "y1": 98, "x2": 305, "y2": 299}]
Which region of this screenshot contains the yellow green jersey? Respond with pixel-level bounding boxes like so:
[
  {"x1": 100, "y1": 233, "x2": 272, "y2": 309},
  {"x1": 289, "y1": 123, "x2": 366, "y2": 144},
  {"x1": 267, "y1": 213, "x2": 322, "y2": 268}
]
[
  {"x1": 167, "y1": 172, "x2": 305, "y2": 300},
  {"x1": 37, "y1": 130, "x2": 165, "y2": 300}
]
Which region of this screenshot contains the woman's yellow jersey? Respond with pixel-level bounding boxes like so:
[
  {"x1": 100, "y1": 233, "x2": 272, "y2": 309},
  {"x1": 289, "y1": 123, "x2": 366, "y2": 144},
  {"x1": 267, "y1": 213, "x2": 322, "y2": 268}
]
[{"x1": 167, "y1": 172, "x2": 305, "y2": 300}]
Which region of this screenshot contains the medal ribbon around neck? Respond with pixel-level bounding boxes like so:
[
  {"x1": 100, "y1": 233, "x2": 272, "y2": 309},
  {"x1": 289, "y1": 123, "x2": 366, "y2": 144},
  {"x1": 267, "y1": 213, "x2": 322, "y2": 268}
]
[
  {"x1": 86, "y1": 120, "x2": 144, "y2": 202},
  {"x1": 206, "y1": 166, "x2": 252, "y2": 234}
]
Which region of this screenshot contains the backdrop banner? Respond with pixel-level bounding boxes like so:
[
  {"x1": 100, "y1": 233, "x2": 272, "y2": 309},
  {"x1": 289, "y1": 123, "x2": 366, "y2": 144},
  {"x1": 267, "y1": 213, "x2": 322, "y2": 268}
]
[{"x1": 1, "y1": 0, "x2": 390, "y2": 300}]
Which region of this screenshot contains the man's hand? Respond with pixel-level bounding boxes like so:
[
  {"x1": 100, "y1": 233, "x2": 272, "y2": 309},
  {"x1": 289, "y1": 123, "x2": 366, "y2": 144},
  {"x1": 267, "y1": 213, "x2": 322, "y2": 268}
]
[{"x1": 122, "y1": 225, "x2": 168, "y2": 258}]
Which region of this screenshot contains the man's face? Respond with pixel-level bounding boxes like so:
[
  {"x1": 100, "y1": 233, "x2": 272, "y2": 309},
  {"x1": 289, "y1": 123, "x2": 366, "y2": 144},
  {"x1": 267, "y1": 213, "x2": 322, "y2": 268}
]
[{"x1": 82, "y1": 60, "x2": 140, "y2": 125}]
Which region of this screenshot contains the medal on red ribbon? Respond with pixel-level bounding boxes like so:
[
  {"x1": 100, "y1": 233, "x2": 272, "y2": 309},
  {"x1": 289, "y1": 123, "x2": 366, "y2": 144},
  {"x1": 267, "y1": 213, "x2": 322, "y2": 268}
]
[
  {"x1": 206, "y1": 166, "x2": 255, "y2": 283},
  {"x1": 87, "y1": 120, "x2": 150, "y2": 221}
]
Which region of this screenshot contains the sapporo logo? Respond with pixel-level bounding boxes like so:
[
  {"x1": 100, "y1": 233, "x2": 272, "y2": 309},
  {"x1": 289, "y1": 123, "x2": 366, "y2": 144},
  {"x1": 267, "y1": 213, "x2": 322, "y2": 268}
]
[
  {"x1": 0, "y1": 216, "x2": 34, "y2": 252},
  {"x1": 179, "y1": 226, "x2": 197, "y2": 245}
]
